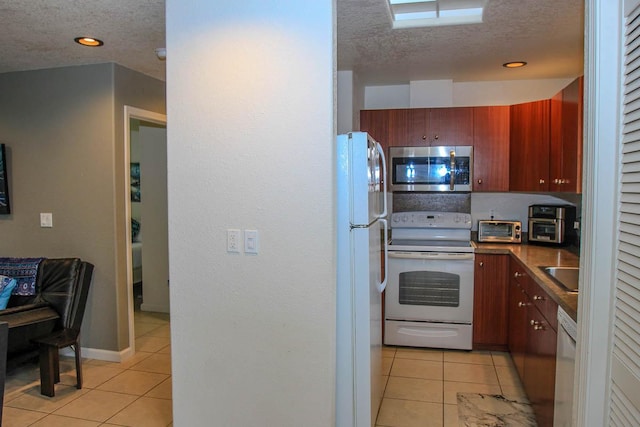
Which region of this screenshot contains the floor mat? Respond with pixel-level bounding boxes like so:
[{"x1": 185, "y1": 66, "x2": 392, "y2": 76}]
[{"x1": 457, "y1": 393, "x2": 537, "y2": 426}]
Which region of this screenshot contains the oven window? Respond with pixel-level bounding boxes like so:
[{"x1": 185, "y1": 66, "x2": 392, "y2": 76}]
[
  {"x1": 398, "y1": 271, "x2": 460, "y2": 307},
  {"x1": 532, "y1": 222, "x2": 557, "y2": 239}
]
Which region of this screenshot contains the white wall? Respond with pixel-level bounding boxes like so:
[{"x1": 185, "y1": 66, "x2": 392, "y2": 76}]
[
  {"x1": 337, "y1": 70, "x2": 354, "y2": 134},
  {"x1": 166, "y1": 1, "x2": 335, "y2": 425},
  {"x1": 364, "y1": 78, "x2": 575, "y2": 109},
  {"x1": 139, "y1": 124, "x2": 169, "y2": 313},
  {"x1": 364, "y1": 84, "x2": 411, "y2": 109}
]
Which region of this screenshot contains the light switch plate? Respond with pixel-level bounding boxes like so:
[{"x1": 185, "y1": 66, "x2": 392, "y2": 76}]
[
  {"x1": 40, "y1": 213, "x2": 53, "y2": 228},
  {"x1": 244, "y1": 229, "x2": 259, "y2": 254}
]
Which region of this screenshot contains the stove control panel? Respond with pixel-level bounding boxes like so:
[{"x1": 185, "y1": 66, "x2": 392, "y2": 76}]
[{"x1": 391, "y1": 211, "x2": 472, "y2": 229}]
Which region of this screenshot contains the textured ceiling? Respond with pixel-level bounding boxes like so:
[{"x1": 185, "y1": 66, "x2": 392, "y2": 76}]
[
  {"x1": 339, "y1": 0, "x2": 584, "y2": 84},
  {"x1": 0, "y1": 0, "x2": 166, "y2": 81},
  {"x1": 0, "y1": 1, "x2": 584, "y2": 85}
]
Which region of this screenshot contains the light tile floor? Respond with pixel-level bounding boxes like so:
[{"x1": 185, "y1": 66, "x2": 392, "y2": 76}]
[
  {"x1": 376, "y1": 346, "x2": 528, "y2": 427},
  {"x1": 3, "y1": 318, "x2": 524, "y2": 427},
  {"x1": 2, "y1": 311, "x2": 172, "y2": 427}
]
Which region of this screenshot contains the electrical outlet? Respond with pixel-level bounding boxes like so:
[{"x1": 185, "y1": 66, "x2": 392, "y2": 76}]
[
  {"x1": 227, "y1": 229, "x2": 241, "y2": 253},
  {"x1": 40, "y1": 213, "x2": 53, "y2": 228}
]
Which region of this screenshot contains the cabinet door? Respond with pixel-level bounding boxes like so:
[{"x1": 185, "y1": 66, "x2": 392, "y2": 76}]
[
  {"x1": 562, "y1": 77, "x2": 583, "y2": 193},
  {"x1": 473, "y1": 106, "x2": 510, "y2": 191},
  {"x1": 508, "y1": 261, "x2": 528, "y2": 379},
  {"x1": 429, "y1": 107, "x2": 474, "y2": 146},
  {"x1": 509, "y1": 100, "x2": 551, "y2": 191},
  {"x1": 387, "y1": 109, "x2": 430, "y2": 147},
  {"x1": 360, "y1": 110, "x2": 389, "y2": 151},
  {"x1": 549, "y1": 91, "x2": 564, "y2": 192},
  {"x1": 553, "y1": 76, "x2": 583, "y2": 193},
  {"x1": 473, "y1": 254, "x2": 509, "y2": 350},
  {"x1": 524, "y1": 305, "x2": 557, "y2": 427},
  {"x1": 405, "y1": 108, "x2": 429, "y2": 146}
]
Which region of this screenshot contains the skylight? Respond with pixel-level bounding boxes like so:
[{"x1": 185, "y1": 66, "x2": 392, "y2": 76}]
[{"x1": 388, "y1": 0, "x2": 488, "y2": 29}]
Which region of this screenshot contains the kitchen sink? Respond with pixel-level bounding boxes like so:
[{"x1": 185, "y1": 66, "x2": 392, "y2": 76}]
[{"x1": 540, "y1": 266, "x2": 580, "y2": 293}]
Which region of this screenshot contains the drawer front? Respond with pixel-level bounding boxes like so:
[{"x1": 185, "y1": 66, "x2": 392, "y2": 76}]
[{"x1": 525, "y1": 279, "x2": 558, "y2": 332}]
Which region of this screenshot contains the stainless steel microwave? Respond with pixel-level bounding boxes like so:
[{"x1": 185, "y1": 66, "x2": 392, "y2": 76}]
[{"x1": 389, "y1": 146, "x2": 473, "y2": 192}]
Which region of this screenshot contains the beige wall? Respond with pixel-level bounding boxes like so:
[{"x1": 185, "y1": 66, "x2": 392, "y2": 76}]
[{"x1": 0, "y1": 63, "x2": 165, "y2": 353}]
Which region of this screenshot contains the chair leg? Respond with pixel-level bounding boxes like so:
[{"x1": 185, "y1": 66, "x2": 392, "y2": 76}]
[
  {"x1": 39, "y1": 344, "x2": 57, "y2": 397},
  {"x1": 53, "y1": 348, "x2": 60, "y2": 383},
  {"x1": 74, "y1": 342, "x2": 83, "y2": 389}
]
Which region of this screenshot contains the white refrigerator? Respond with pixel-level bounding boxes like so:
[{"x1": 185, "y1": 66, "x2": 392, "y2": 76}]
[{"x1": 336, "y1": 132, "x2": 388, "y2": 427}]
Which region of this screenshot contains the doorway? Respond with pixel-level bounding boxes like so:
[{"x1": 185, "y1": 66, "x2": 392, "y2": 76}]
[{"x1": 124, "y1": 106, "x2": 168, "y2": 353}]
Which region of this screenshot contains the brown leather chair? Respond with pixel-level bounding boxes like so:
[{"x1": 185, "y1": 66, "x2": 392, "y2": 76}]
[{"x1": 31, "y1": 259, "x2": 94, "y2": 397}]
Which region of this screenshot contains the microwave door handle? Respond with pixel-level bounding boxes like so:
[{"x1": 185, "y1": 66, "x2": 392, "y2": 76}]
[
  {"x1": 449, "y1": 150, "x2": 455, "y2": 191},
  {"x1": 376, "y1": 142, "x2": 388, "y2": 219}
]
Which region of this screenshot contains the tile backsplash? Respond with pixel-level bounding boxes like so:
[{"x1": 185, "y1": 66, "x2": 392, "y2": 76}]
[{"x1": 392, "y1": 192, "x2": 471, "y2": 213}]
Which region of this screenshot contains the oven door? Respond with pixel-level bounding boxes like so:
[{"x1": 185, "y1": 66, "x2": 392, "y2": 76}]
[{"x1": 385, "y1": 251, "x2": 474, "y2": 323}]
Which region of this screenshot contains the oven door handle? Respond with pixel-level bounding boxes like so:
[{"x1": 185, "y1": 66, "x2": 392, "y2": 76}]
[{"x1": 389, "y1": 252, "x2": 474, "y2": 261}]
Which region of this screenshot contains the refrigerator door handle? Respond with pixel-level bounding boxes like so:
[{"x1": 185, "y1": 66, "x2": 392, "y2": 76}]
[
  {"x1": 378, "y1": 218, "x2": 388, "y2": 293},
  {"x1": 376, "y1": 142, "x2": 388, "y2": 220}
]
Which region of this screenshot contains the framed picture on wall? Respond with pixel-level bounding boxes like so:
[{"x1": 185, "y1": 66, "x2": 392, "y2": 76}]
[
  {"x1": 0, "y1": 144, "x2": 10, "y2": 214},
  {"x1": 131, "y1": 162, "x2": 141, "y2": 202}
]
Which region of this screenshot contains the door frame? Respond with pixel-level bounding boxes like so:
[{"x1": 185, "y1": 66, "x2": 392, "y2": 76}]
[{"x1": 123, "y1": 106, "x2": 167, "y2": 355}]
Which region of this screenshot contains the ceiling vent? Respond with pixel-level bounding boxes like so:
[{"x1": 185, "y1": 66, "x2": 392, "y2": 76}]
[{"x1": 387, "y1": 0, "x2": 488, "y2": 29}]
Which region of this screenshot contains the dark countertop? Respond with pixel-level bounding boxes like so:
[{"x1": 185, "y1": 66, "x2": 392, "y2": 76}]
[{"x1": 474, "y1": 242, "x2": 579, "y2": 321}]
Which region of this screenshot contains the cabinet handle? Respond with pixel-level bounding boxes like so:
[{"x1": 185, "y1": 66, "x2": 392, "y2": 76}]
[
  {"x1": 477, "y1": 179, "x2": 483, "y2": 184},
  {"x1": 479, "y1": 261, "x2": 484, "y2": 267},
  {"x1": 533, "y1": 295, "x2": 544, "y2": 301},
  {"x1": 539, "y1": 179, "x2": 546, "y2": 185},
  {"x1": 514, "y1": 272, "x2": 525, "y2": 278},
  {"x1": 422, "y1": 135, "x2": 427, "y2": 140},
  {"x1": 530, "y1": 320, "x2": 545, "y2": 331},
  {"x1": 553, "y1": 178, "x2": 560, "y2": 184},
  {"x1": 518, "y1": 302, "x2": 528, "y2": 308}
]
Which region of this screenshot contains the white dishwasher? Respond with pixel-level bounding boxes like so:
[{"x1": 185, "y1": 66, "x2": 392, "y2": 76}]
[{"x1": 554, "y1": 306, "x2": 577, "y2": 427}]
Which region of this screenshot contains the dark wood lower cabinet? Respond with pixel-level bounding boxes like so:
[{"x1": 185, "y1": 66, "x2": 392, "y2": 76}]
[
  {"x1": 524, "y1": 304, "x2": 557, "y2": 427},
  {"x1": 508, "y1": 259, "x2": 558, "y2": 427},
  {"x1": 473, "y1": 254, "x2": 509, "y2": 350},
  {"x1": 508, "y1": 273, "x2": 528, "y2": 380}
]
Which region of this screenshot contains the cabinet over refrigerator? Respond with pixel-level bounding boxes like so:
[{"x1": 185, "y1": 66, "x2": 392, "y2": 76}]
[{"x1": 336, "y1": 132, "x2": 388, "y2": 427}]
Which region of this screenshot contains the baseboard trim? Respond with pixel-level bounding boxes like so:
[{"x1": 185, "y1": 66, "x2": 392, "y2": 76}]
[
  {"x1": 140, "y1": 303, "x2": 170, "y2": 313},
  {"x1": 60, "y1": 346, "x2": 134, "y2": 363}
]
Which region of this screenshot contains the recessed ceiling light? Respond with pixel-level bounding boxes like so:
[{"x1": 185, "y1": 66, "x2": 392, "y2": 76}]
[
  {"x1": 74, "y1": 37, "x2": 104, "y2": 47},
  {"x1": 503, "y1": 61, "x2": 527, "y2": 68}
]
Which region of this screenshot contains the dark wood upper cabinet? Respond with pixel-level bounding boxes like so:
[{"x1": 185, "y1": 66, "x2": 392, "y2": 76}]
[
  {"x1": 387, "y1": 109, "x2": 430, "y2": 147},
  {"x1": 428, "y1": 107, "x2": 474, "y2": 146},
  {"x1": 509, "y1": 100, "x2": 551, "y2": 191},
  {"x1": 361, "y1": 79, "x2": 582, "y2": 194},
  {"x1": 360, "y1": 109, "x2": 389, "y2": 149},
  {"x1": 550, "y1": 77, "x2": 583, "y2": 193},
  {"x1": 473, "y1": 106, "x2": 510, "y2": 191}
]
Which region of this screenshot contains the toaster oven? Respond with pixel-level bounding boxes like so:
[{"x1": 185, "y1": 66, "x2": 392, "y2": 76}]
[{"x1": 478, "y1": 220, "x2": 522, "y2": 243}]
